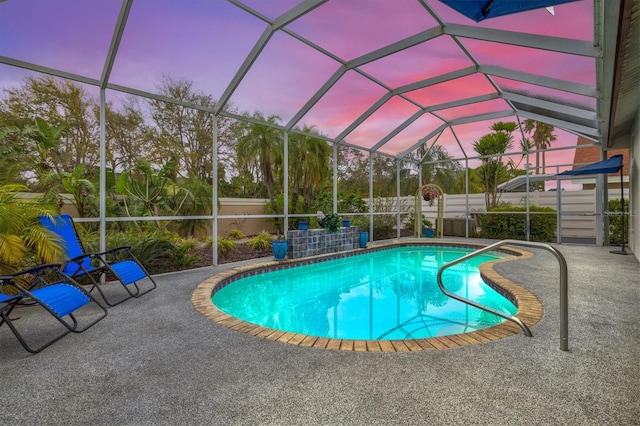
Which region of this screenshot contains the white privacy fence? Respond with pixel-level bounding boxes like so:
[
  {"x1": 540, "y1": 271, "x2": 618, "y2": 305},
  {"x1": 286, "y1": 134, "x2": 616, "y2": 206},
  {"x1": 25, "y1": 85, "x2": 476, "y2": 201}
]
[{"x1": 386, "y1": 188, "x2": 626, "y2": 240}]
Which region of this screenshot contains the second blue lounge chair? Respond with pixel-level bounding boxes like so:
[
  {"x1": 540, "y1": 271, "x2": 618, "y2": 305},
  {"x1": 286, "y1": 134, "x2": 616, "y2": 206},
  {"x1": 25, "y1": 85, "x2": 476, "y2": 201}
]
[
  {"x1": 40, "y1": 214, "x2": 157, "y2": 306},
  {"x1": 0, "y1": 263, "x2": 107, "y2": 353}
]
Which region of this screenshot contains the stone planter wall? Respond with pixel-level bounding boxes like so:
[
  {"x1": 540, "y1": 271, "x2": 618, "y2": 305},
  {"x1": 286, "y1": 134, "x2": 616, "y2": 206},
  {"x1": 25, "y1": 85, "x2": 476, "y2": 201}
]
[{"x1": 287, "y1": 227, "x2": 360, "y2": 259}]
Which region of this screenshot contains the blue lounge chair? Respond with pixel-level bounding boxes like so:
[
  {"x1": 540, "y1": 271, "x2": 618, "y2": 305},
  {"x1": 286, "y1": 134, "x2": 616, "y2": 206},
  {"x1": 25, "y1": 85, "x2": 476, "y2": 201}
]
[
  {"x1": 40, "y1": 214, "x2": 157, "y2": 306},
  {"x1": 0, "y1": 264, "x2": 107, "y2": 353}
]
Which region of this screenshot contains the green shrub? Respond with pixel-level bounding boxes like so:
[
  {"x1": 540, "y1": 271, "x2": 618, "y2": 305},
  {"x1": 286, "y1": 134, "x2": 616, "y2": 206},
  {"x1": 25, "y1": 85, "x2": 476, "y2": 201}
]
[
  {"x1": 217, "y1": 238, "x2": 236, "y2": 255},
  {"x1": 372, "y1": 214, "x2": 395, "y2": 240},
  {"x1": 247, "y1": 230, "x2": 272, "y2": 249},
  {"x1": 406, "y1": 213, "x2": 432, "y2": 230},
  {"x1": 83, "y1": 229, "x2": 196, "y2": 274},
  {"x1": 478, "y1": 204, "x2": 556, "y2": 242},
  {"x1": 227, "y1": 228, "x2": 245, "y2": 240},
  {"x1": 178, "y1": 237, "x2": 198, "y2": 252},
  {"x1": 608, "y1": 199, "x2": 628, "y2": 245}
]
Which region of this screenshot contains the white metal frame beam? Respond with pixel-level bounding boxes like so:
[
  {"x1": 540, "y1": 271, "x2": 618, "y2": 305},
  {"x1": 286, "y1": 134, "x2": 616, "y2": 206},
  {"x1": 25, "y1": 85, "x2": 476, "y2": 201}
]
[
  {"x1": 445, "y1": 23, "x2": 600, "y2": 57},
  {"x1": 100, "y1": 0, "x2": 133, "y2": 88},
  {"x1": 517, "y1": 110, "x2": 601, "y2": 137},
  {"x1": 502, "y1": 91, "x2": 598, "y2": 121},
  {"x1": 215, "y1": 0, "x2": 327, "y2": 115},
  {"x1": 480, "y1": 64, "x2": 597, "y2": 97}
]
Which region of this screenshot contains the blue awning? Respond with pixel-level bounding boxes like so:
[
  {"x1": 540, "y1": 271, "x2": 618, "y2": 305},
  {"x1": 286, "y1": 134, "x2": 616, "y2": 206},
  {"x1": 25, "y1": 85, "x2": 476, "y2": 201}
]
[
  {"x1": 439, "y1": 0, "x2": 580, "y2": 22},
  {"x1": 557, "y1": 154, "x2": 624, "y2": 176}
]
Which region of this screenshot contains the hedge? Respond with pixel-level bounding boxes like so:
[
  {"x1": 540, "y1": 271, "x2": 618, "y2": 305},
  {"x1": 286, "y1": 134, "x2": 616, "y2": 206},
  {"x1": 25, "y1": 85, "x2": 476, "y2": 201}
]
[{"x1": 478, "y1": 205, "x2": 557, "y2": 242}]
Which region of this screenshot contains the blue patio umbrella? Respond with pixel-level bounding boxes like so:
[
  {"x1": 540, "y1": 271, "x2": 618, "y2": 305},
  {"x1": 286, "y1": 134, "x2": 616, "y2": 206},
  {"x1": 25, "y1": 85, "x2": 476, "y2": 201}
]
[
  {"x1": 556, "y1": 154, "x2": 623, "y2": 176},
  {"x1": 557, "y1": 155, "x2": 626, "y2": 254},
  {"x1": 439, "y1": 0, "x2": 580, "y2": 22}
]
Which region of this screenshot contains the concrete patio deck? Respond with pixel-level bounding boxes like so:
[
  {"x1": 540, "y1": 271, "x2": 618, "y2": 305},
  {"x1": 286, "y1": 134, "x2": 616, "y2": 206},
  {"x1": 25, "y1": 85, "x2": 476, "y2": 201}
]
[{"x1": 1, "y1": 240, "x2": 638, "y2": 425}]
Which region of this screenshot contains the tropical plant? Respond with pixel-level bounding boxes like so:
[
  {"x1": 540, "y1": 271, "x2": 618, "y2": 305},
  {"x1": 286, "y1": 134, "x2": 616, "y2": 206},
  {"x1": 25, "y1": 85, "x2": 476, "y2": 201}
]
[
  {"x1": 115, "y1": 159, "x2": 193, "y2": 229},
  {"x1": 0, "y1": 184, "x2": 64, "y2": 275},
  {"x1": 288, "y1": 126, "x2": 331, "y2": 213},
  {"x1": 227, "y1": 228, "x2": 245, "y2": 240},
  {"x1": 247, "y1": 230, "x2": 272, "y2": 249},
  {"x1": 82, "y1": 228, "x2": 196, "y2": 274},
  {"x1": 236, "y1": 113, "x2": 283, "y2": 224},
  {"x1": 473, "y1": 121, "x2": 517, "y2": 210},
  {"x1": 41, "y1": 163, "x2": 98, "y2": 217},
  {"x1": 522, "y1": 119, "x2": 557, "y2": 175},
  {"x1": 217, "y1": 238, "x2": 236, "y2": 255},
  {"x1": 22, "y1": 117, "x2": 67, "y2": 179},
  {"x1": 317, "y1": 211, "x2": 341, "y2": 232},
  {"x1": 414, "y1": 144, "x2": 464, "y2": 194}
]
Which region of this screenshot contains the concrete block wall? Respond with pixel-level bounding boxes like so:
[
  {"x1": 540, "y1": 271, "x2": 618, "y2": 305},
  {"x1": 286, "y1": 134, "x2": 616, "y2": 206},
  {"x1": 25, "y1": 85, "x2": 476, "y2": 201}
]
[{"x1": 287, "y1": 227, "x2": 360, "y2": 259}]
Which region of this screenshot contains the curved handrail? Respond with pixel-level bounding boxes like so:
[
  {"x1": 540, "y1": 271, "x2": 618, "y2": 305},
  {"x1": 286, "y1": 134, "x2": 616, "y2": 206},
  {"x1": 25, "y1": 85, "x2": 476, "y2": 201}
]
[{"x1": 436, "y1": 239, "x2": 569, "y2": 351}]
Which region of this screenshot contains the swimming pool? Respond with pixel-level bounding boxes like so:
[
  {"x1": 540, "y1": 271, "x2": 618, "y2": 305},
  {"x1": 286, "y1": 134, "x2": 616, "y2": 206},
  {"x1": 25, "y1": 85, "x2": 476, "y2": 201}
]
[{"x1": 208, "y1": 245, "x2": 526, "y2": 344}]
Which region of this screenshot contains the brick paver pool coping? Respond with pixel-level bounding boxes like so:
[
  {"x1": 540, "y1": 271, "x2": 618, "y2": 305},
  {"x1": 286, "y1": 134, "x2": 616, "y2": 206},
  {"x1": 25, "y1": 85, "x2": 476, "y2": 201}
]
[{"x1": 191, "y1": 241, "x2": 543, "y2": 352}]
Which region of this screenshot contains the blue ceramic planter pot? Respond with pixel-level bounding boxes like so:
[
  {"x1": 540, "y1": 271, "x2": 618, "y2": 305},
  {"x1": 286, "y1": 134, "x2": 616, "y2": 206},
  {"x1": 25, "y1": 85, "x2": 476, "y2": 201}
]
[
  {"x1": 359, "y1": 231, "x2": 369, "y2": 248},
  {"x1": 423, "y1": 228, "x2": 435, "y2": 238},
  {"x1": 298, "y1": 221, "x2": 308, "y2": 230},
  {"x1": 272, "y1": 240, "x2": 288, "y2": 260},
  {"x1": 342, "y1": 219, "x2": 350, "y2": 227}
]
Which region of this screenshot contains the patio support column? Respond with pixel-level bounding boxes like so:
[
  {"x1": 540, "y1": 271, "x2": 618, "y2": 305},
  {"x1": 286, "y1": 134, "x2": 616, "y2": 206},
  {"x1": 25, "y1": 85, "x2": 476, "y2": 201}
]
[
  {"x1": 368, "y1": 153, "x2": 373, "y2": 239},
  {"x1": 595, "y1": 148, "x2": 606, "y2": 247},
  {"x1": 525, "y1": 151, "x2": 531, "y2": 241},
  {"x1": 601, "y1": 149, "x2": 610, "y2": 246},
  {"x1": 212, "y1": 115, "x2": 219, "y2": 266},
  {"x1": 99, "y1": 89, "x2": 107, "y2": 253},
  {"x1": 465, "y1": 158, "x2": 469, "y2": 238},
  {"x1": 557, "y1": 177, "x2": 562, "y2": 244},
  {"x1": 333, "y1": 143, "x2": 337, "y2": 214},
  {"x1": 396, "y1": 159, "x2": 401, "y2": 238},
  {"x1": 283, "y1": 131, "x2": 289, "y2": 236}
]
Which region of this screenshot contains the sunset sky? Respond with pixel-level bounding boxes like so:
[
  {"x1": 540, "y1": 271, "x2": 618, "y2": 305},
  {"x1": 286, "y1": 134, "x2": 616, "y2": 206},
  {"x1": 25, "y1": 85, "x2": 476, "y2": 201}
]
[{"x1": 0, "y1": 0, "x2": 596, "y2": 176}]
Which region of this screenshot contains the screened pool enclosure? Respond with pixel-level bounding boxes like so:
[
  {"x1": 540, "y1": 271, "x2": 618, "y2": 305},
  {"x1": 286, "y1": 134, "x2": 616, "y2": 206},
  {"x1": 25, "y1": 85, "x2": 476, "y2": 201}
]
[{"x1": 0, "y1": 0, "x2": 636, "y2": 265}]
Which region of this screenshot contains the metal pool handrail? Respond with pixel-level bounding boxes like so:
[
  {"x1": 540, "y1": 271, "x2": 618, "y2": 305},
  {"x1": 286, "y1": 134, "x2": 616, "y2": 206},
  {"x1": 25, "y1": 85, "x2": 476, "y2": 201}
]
[{"x1": 436, "y1": 240, "x2": 569, "y2": 351}]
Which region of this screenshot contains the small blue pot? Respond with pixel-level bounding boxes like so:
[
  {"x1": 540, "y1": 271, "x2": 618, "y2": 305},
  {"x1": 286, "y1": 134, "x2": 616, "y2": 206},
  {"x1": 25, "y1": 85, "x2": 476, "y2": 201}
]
[
  {"x1": 298, "y1": 221, "x2": 308, "y2": 230},
  {"x1": 342, "y1": 219, "x2": 350, "y2": 228},
  {"x1": 359, "y1": 231, "x2": 369, "y2": 248},
  {"x1": 423, "y1": 228, "x2": 435, "y2": 238},
  {"x1": 272, "y1": 240, "x2": 288, "y2": 260}
]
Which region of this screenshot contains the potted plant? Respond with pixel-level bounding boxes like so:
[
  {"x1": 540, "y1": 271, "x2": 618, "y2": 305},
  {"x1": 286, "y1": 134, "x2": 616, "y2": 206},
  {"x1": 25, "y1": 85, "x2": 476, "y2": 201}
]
[
  {"x1": 272, "y1": 234, "x2": 288, "y2": 260},
  {"x1": 422, "y1": 218, "x2": 435, "y2": 238},
  {"x1": 421, "y1": 187, "x2": 439, "y2": 206},
  {"x1": 317, "y1": 211, "x2": 340, "y2": 233}
]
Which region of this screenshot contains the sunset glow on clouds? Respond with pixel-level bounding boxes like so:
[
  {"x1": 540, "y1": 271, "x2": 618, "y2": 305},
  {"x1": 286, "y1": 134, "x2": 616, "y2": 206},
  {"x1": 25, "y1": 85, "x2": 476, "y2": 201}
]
[{"x1": 0, "y1": 0, "x2": 597, "y2": 172}]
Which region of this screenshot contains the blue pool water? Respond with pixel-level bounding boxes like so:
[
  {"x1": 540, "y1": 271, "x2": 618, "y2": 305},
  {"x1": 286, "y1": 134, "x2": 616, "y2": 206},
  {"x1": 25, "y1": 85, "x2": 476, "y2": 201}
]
[{"x1": 212, "y1": 246, "x2": 517, "y2": 340}]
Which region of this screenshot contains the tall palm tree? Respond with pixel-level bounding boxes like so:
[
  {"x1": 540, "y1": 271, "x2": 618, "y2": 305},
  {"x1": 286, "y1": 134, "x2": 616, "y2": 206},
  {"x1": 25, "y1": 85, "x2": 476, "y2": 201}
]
[
  {"x1": 521, "y1": 119, "x2": 556, "y2": 174},
  {"x1": 415, "y1": 144, "x2": 463, "y2": 194},
  {"x1": 473, "y1": 121, "x2": 516, "y2": 209},
  {"x1": 236, "y1": 113, "x2": 283, "y2": 221},
  {"x1": 288, "y1": 125, "x2": 331, "y2": 214}
]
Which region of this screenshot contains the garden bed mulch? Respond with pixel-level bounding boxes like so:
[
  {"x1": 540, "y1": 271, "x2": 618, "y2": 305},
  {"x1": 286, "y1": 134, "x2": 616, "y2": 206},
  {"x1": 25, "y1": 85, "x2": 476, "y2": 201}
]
[{"x1": 188, "y1": 243, "x2": 273, "y2": 269}]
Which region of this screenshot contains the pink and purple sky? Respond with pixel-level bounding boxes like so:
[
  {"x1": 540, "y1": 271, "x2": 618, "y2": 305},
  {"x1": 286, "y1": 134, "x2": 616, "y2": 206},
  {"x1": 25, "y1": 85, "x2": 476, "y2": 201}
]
[{"x1": 0, "y1": 0, "x2": 597, "y2": 177}]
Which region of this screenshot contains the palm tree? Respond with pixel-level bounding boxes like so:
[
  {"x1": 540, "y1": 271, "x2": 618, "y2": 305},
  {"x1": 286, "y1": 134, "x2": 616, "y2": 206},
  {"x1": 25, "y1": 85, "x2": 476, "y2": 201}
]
[
  {"x1": 236, "y1": 113, "x2": 283, "y2": 218},
  {"x1": 288, "y1": 125, "x2": 331, "y2": 214},
  {"x1": 22, "y1": 117, "x2": 67, "y2": 181},
  {"x1": 473, "y1": 121, "x2": 516, "y2": 209},
  {"x1": 415, "y1": 144, "x2": 463, "y2": 194},
  {"x1": 0, "y1": 184, "x2": 63, "y2": 276},
  {"x1": 521, "y1": 119, "x2": 556, "y2": 175},
  {"x1": 40, "y1": 163, "x2": 98, "y2": 218}
]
